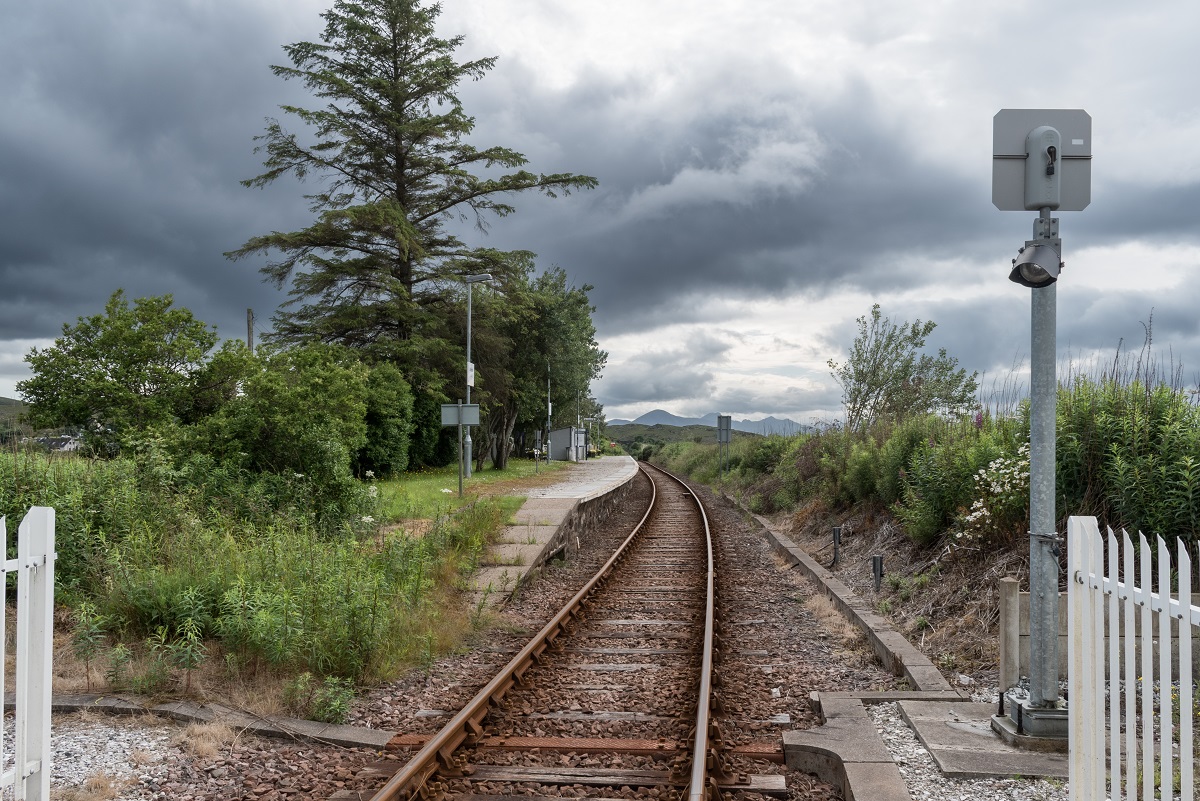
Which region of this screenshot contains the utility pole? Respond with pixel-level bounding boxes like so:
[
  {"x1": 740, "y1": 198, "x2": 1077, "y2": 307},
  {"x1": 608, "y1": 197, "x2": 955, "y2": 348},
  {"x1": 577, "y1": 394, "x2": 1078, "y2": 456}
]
[
  {"x1": 246, "y1": 308, "x2": 254, "y2": 354},
  {"x1": 463, "y1": 274, "x2": 492, "y2": 478},
  {"x1": 546, "y1": 360, "x2": 552, "y2": 463}
]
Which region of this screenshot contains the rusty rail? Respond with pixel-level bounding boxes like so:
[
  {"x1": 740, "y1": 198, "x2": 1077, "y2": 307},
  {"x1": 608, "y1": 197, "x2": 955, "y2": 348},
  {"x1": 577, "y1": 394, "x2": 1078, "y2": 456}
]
[
  {"x1": 646, "y1": 464, "x2": 719, "y2": 801},
  {"x1": 367, "y1": 465, "x2": 659, "y2": 801}
]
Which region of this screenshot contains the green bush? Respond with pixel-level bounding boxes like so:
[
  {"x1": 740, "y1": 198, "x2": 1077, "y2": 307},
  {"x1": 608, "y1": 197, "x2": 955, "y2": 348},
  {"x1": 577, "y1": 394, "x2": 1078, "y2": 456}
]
[{"x1": 843, "y1": 439, "x2": 881, "y2": 504}]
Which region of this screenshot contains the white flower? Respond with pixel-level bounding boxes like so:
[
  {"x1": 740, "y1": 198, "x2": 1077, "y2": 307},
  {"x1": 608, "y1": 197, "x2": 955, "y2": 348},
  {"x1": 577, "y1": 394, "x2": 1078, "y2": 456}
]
[
  {"x1": 294, "y1": 473, "x2": 305, "y2": 479},
  {"x1": 365, "y1": 470, "x2": 375, "y2": 479},
  {"x1": 367, "y1": 486, "x2": 379, "y2": 498},
  {"x1": 361, "y1": 515, "x2": 375, "y2": 524},
  {"x1": 441, "y1": 488, "x2": 453, "y2": 493}
]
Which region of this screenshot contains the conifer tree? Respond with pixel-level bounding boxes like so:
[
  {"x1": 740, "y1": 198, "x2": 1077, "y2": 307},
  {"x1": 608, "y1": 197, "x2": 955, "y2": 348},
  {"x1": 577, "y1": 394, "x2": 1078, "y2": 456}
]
[{"x1": 228, "y1": 0, "x2": 597, "y2": 389}]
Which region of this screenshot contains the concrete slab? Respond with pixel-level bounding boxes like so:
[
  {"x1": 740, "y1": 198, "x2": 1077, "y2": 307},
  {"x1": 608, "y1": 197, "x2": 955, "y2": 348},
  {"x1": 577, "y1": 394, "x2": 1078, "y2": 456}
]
[
  {"x1": 467, "y1": 566, "x2": 522, "y2": 595},
  {"x1": 842, "y1": 762, "x2": 914, "y2": 801},
  {"x1": 498, "y1": 524, "x2": 559, "y2": 545},
  {"x1": 898, "y1": 700, "x2": 1069, "y2": 779},
  {"x1": 481, "y1": 543, "x2": 543, "y2": 568},
  {"x1": 784, "y1": 697, "x2": 913, "y2": 801}
]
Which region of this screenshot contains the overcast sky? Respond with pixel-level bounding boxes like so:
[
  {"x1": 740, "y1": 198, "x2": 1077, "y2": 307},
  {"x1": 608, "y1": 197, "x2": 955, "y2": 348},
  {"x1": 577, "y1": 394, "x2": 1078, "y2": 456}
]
[{"x1": 4, "y1": 0, "x2": 1200, "y2": 425}]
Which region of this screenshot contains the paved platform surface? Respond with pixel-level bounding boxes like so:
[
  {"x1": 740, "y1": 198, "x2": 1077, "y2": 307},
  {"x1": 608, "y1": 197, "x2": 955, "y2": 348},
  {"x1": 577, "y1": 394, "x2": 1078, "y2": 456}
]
[
  {"x1": 468, "y1": 456, "x2": 638, "y2": 604},
  {"x1": 899, "y1": 700, "x2": 1069, "y2": 779},
  {"x1": 526, "y1": 456, "x2": 639, "y2": 501}
]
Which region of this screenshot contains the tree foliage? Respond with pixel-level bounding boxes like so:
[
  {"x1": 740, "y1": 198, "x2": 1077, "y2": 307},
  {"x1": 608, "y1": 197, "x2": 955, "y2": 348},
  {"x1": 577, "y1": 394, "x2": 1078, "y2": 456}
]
[
  {"x1": 17, "y1": 291, "x2": 235, "y2": 446},
  {"x1": 227, "y1": 0, "x2": 597, "y2": 391},
  {"x1": 466, "y1": 267, "x2": 607, "y2": 468},
  {"x1": 828, "y1": 304, "x2": 978, "y2": 432}
]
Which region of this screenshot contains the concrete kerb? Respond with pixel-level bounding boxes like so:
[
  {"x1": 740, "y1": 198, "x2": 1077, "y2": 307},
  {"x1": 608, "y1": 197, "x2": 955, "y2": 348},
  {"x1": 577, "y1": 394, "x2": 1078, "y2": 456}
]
[
  {"x1": 14, "y1": 693, "x2": 398, "y2": 750},
  {"x1": 714, "y1": 494, "x2": 970, "y2": 801},
  {"x1": 744, "y1": 509, "x2": 953, "y2": 693}
]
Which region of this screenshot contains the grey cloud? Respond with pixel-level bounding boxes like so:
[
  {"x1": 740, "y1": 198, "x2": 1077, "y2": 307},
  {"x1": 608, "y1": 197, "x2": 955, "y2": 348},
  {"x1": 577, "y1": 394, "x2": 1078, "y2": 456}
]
[
  {"x1": 0, "y1": 0, "x2": 313, "y2": 344},
  {"x1": 710, "y1": 381, "x2": 844, "y2": 420}
]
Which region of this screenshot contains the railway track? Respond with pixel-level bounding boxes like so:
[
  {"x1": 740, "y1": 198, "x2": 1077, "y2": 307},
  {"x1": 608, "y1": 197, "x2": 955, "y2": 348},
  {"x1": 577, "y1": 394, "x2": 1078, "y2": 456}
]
[{"x1": 347, "y1": 463, "x2": 785, "y2": 801}]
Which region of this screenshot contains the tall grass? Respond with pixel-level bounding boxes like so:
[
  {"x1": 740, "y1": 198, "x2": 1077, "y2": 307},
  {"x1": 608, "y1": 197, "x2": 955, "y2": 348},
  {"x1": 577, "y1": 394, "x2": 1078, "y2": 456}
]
[{"x1": 1, "y1": 446, "x2": 511, "y2": 681}]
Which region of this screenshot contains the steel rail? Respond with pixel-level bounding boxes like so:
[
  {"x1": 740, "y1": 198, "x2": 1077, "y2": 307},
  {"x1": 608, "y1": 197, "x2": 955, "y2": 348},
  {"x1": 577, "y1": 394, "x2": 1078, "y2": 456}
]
[
  {"x1": 646, "y1": 464, "x2": 718, "y2": 801},
  {"x1": 367, "y1": 465, "x2": 658, "y2": 801}
]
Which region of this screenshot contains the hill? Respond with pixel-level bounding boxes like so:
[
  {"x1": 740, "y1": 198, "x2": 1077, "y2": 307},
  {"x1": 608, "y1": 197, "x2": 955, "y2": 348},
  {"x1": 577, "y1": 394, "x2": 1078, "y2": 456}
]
[
  {"x1": 0, "y1": 396, "x2": 28, "y2": 442},
  {"x1": 606, "y1": 422, "x2": 758, "y2": 452},
  {"x1": 607, "y1": 409, "x2": 808, "y2": 436}
]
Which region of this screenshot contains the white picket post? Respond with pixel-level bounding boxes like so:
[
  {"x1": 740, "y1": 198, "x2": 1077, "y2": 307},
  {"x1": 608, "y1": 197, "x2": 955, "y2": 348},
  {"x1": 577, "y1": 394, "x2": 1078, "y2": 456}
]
[
  {"x1": 1105, "y1": 526, "x2": 1121, "y2": 800},
  {"x1": 1068, "y1": 516, "x2": 1094, "y2": 800},
  {"x1": 1156, "y1": 536, "x2": 1173, "y2": 801},
  {"x1": 1178, "y1": 540, "x2": 1193, "y2": 801},
  {"x1": 1139, "y1": 531, "x2": 1154, "y2": 801},
  {"x1": 15, "y1": 507, "x2": 55, "y2": 801},
  {"x1": 1122, "y1": 528, "x2": 1137, "y2": 801}
]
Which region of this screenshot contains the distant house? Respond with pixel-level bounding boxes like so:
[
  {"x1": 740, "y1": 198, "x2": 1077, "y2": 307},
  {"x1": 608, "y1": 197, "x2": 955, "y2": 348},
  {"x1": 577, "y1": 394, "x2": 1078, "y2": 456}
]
[{"x1": 22, "y1": 435, "x2": 82, "y2": 453}]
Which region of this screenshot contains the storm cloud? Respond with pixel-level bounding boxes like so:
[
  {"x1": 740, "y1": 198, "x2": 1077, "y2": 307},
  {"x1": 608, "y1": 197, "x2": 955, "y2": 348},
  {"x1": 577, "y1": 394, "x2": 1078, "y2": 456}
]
[{"x1": 4, "y1": 0, "x2": 1200, "y2": 422}]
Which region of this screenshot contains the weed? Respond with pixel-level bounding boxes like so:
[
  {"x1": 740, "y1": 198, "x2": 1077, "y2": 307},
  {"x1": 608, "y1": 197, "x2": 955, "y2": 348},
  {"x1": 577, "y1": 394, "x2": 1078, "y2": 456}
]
[
  {"x1": 71, "y1": 602, "x2": 107, "y2": 692},
  {"x1": 105, "y1": 643, "x2": 132, "y2": 690},
  {"x1": 283, "y1": 672, "x2": 356, "y2": 724}
]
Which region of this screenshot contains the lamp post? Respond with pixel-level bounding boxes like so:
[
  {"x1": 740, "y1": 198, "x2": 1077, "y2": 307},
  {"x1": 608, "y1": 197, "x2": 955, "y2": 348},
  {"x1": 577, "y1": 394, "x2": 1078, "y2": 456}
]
[
  {"x1": 992, "y1": 109, "x2": 1090, "y2": 739},
  {"x1": 464, "y1": 273, "x2": 493, "y2": 478}
]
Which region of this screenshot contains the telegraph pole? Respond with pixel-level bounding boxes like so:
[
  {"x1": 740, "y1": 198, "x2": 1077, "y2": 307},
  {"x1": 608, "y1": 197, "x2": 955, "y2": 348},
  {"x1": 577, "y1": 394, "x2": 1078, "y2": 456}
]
[{"x1": 246, "y1": 308, "x2": 254, "y2": 354}]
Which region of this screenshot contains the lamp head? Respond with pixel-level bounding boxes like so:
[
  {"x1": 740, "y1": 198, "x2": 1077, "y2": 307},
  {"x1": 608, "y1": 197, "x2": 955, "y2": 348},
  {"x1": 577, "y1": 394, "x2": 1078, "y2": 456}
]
[
  {"x1": 466, "y1": 273, "x2": 494, "y2": 284},
  {"x1": 1009, "y1": 240, "x2": 1061, "y2": 288}
]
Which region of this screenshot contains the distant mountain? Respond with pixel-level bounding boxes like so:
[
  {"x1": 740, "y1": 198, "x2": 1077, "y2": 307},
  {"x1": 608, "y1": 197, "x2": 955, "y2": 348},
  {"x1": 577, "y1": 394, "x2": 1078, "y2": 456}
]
[{"x1": 608, "y1": 409, "x2": 809, "y2": 436}]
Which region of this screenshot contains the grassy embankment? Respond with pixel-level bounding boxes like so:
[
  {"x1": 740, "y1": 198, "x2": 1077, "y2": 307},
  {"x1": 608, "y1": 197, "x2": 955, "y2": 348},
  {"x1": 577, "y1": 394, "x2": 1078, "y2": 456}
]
[
  {"x1": 2, "y1": 449, "x2": 567, "y2": 720},
  {"x1": 650, "y1": 375, "x2": 1200, "y2": 697}
]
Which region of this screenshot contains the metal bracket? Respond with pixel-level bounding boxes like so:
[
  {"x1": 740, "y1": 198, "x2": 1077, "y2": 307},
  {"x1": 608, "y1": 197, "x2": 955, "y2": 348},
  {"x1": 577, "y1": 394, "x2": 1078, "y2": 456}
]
[{"x1": 1032, "y1": 217, "x2": 1059, "y2": 240}]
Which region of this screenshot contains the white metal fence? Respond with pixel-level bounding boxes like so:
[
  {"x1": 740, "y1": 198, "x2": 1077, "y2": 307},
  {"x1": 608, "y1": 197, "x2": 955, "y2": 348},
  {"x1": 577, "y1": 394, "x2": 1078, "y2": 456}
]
[
  {"x1": 0, "y1": 508, "x2": 55, "y2": 801},
  {"x1": 1068, "y1": 515, "x2": 1198, "y2": 801}
]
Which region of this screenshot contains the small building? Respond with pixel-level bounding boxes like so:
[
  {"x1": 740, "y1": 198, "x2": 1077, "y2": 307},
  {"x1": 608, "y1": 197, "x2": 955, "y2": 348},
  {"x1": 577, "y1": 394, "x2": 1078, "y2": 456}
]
[{"x1": 549, "y1": 427, "x2": 588, "y2": 462}]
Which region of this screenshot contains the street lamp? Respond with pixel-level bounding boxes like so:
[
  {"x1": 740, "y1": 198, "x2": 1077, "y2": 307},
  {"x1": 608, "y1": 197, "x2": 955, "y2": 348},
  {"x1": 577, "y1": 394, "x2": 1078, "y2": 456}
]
[
  {"x1": 992, "y1": 109, "x2": 1091, "y2": 739},
  {"x1": 464, "y1": 273, "x2": 493, "y2": 478}
]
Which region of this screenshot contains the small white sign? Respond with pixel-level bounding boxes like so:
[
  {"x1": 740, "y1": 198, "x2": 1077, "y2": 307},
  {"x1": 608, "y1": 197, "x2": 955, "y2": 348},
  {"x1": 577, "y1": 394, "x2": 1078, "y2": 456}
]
[{"x1": 467, "y1": 362, "x2": 475, "y2": 388}]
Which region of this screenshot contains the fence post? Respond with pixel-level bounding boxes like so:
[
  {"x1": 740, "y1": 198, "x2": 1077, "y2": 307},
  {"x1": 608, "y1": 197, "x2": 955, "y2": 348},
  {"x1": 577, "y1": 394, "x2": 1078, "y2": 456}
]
[
  {"x1": 998, "y1": 577, "x2": 1020, "y2": 692},
  {"x1": 1067, "y1": 515, "x2": 1091, "y2": 800},
  {"x1": 16, "y1": 507, "x2": 55, "y2": 801}
]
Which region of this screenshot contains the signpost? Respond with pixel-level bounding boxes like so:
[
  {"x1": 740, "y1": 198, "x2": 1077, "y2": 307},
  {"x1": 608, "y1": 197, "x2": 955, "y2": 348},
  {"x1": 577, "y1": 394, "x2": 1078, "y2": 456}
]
[
  {"x1": 441, "y1": 401, "x2": 480, "y2": 498},
  {"x1": 717, "y1": 415, "x2": 732, "y2": 478},
  {"x1": 992, "y1": 108, "x2": 1091, "y2": 740}
]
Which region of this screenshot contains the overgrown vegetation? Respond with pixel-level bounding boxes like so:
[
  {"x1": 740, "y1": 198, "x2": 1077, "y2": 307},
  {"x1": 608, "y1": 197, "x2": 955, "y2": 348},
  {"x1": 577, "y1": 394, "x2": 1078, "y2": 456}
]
[
  {"x1": 4, "y1": 447, "x2": 516, "y2": 692},
  {"x1": 7, "y1": 0, "x2": 613, "y2": 720},
  {"x1": 656, "y1": 308, "x2": 1200, "y2": 554}
]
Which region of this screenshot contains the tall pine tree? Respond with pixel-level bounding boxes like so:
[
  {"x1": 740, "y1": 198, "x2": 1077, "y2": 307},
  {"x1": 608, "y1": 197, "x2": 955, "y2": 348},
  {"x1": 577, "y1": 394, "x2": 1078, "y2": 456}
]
[{"x1": 228, "y1": 0, "x2": 597, "y2": 391}]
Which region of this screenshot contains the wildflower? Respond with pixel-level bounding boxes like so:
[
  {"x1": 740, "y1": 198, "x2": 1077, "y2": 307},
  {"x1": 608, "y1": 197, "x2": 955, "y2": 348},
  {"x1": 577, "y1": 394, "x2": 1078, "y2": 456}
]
[
  {"x1": 361, "y1": 515, "x2": 375, "y2": 524},
  {"x1": 365, "y1": 470, "x2": 375, "y2": 479},
  {"x1": 441, "y1": 488, "x2": 453, "y2": 493}
]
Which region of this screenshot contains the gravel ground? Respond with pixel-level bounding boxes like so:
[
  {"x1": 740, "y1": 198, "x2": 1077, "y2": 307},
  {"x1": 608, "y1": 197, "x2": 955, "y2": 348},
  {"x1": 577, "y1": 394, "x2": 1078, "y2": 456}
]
[
  {"x1": 866, "y1": 702, "x2": 1069, "y2": 801},
  {"x1": 26, "y1": 468, "x2": 1067, "y2": 800}
]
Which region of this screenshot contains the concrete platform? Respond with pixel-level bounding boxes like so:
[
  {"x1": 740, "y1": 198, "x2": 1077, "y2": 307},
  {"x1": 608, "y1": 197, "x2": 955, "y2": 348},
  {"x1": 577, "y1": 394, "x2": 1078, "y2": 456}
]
[
  {"x1": 783, "y1": 697, "x2": 911, "y2": 801},
  {"x1": 899, "y1": 700, "x2": 1069, "y2": 779},
  {"x1": 466, "y1": 456, "x2": 639, "y2": 606}
]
